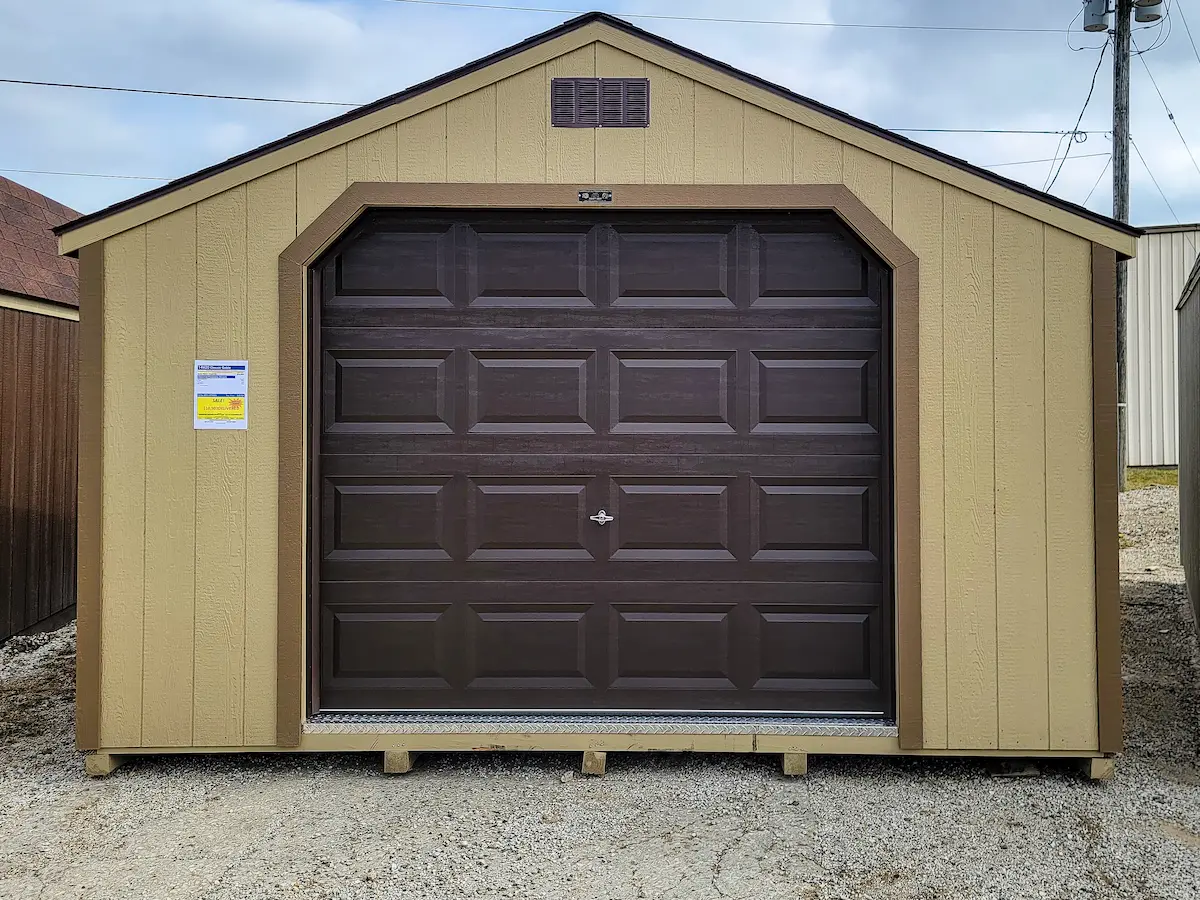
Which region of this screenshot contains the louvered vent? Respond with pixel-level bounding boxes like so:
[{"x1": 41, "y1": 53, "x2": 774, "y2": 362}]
[
  {"x1": 551, "y1": 77, "x2": 600, "y2": 127},
  {"x1": 552, "y1": 78, "x2": 650, "y2": 128}
]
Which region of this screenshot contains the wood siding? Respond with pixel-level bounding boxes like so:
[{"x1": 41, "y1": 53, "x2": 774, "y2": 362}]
[
  {"x1": 90, "y1": 40, "x2": 1101, "y2": 751},
  {"x1": 0, "y1": 307, "x2": 78, "y2": 642}
]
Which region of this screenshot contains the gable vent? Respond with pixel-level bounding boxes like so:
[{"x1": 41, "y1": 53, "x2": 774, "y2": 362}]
[
  {"x1": 552, "y1": 78, "x2": 650, "y2": 128},
  {"x1": 551, "y1": 77, "x2": 600, "y2": 127}
]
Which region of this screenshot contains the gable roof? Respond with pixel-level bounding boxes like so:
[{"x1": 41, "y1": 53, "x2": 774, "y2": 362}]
[
  {"x1": 1, "y1": 175, "x2": 79, "y2": 307},
  {"x1": 55, "y1": 11, "x2": 1140, "y2": 255}
]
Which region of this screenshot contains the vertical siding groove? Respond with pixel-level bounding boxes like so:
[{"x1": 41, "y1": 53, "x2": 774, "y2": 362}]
[
  {"x1": 942, "y1": 187, "x2": 997, "y2": 750},
  {"x1": 1044, "y1": 227, "x2": 1098, "y2": 749},
  {"x1": 143, "y1": 207, "x2": 198, "y2": 746},
  {"x1": 993, "y1": 207, "x2": 1051, "y2": 749}
]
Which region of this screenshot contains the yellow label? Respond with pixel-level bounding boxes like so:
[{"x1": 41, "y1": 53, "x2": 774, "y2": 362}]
[{"x1": 196, "y1": 396, "x2": 246, "y2": 420}]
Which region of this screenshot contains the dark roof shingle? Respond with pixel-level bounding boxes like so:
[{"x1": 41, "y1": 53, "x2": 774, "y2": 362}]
[{"x1": 0, "y1": 175, "x2": 79, "y2": 307}]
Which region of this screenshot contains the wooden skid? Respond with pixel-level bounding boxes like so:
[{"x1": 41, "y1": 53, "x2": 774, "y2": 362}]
[
  {"x1": 383, "y1": 750, "x2": 414, "y2": 774},
  {"x1": 1083, "y1": 757, "x2": 1116, "y2": 781},
  {"x1": 781, "y1": 752, "x2": 808, "y2": 776},
  {"x1": 582, "y1": 750, "x2": 607, "y2": 776},
  {"x1": 84, "y1": 752, "x2": 126, "y2": 777}
]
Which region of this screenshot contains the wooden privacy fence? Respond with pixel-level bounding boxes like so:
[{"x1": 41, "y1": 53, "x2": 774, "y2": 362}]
[{"x1": 0, "y1": 305, "x2": 79, "y2": 642}]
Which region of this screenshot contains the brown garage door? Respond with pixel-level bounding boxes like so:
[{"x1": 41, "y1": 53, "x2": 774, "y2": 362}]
[{"x1": 312, "y1": 209, "x2": 892, "y2": 717}]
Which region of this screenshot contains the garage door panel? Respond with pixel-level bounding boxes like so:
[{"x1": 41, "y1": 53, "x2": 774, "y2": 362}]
[
  {"x1": 467, "y1": 350, "x2": 596, "y2": 434},
  {"x1": 609, "y1": 603, "x2": 739, "y2": 691},
  {"x1": 748, "y1": 228, "x2": 874, "y2": 307},
  {"x1": 323, "y1": 350, "x2": 455, "y2": 434},
  {"x1": 326, "y1": 226, "x2": 455, "y2": 309},
  {"x1": 465, "y1": 477, "x2": 600, "y2": 562},
  {"x1": 462, "y1": 222, "x2": 599, "y2": 309},
  {"x1": 609, "y1": 351, "x2": 737, "y2": 434},
  {"x1": 323, "y1": 476, "x2": 457, "y2": 561},
  {"x1": 606, "y1": 225, "x2": 738, "y2": 308},
  {"x1": 752, "y1": 604, "x2": 882, "y2": 686},
  {"x1": 751, "y1": 351, "x2": 879, "y2": 433},
  {"x1": 463, "y1": 603, "x2": 597, "y2": 690},
  {"x1": 750, "y1": 479, "x2": 881, "y2": 562},
  {"x1": 314, "y1": 210, "x2": 891, "y2": 716},
  {"x1": 322, "y1": 603, "x2": 454, "y2": 687}
]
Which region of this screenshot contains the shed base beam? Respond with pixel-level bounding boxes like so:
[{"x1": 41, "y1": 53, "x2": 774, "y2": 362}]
[{"x1": 1083, "y1": 757, "x2": 1116, "y2": 781}]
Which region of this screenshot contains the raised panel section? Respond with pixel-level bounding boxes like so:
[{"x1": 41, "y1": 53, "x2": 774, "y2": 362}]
[
  {"x1": 608, "y1": 226, "x2": 736, "y2": 307},
  {"x1": 749, "y1": 227, "x2": 870, "y2": 307},
  {"x1": 465, "y1": 604, "x2": 593, "y2": 688},
  {"x1": 333, "y1": 228, "x2": 453, "y2": 307},
  {"x1": 466, "y1": 225, "x2": 596, "y2": 307},
  {"x1": 753, "y1": 605, "x2": 877, "y2": 685},
  {"x1": 610, "y1": 351, "x2": 734, "y2": 433},
  {"x1": 325, "y1": 350, "x2": 453, "y2": 434},
  {"x1": 467, "y1": 479, "x2": 593, "y2": 560},
  {"x1": 752, "y1": 352, "x2": 876, "y2": 433},
  {"x1": 610, "y1": 605, "x2": 736, "y2": 688},
  {"x1": 610, "y1": 479, "x2": 735, "y2": 561},
  {"x1": 326, "y1": 478, "x2": 452, "y2": 560},
  {"x1": 469, "y1": 351, "x2": 595, "y2": 433},
  {"x1": 751, "y1": 481, "x2": 877, "y2": 561},
  {"x1": 328, "y1": 605, "x2": 451, "y2": 686}
]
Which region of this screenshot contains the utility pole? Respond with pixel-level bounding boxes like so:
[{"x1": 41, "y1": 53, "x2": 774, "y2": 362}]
[
  {"x1": 1113, "y1": 0, "x2": 1131, "y2": 492},
  {"x1": 1087, "y1": 0, "x2": 1162, "y2": 489}
]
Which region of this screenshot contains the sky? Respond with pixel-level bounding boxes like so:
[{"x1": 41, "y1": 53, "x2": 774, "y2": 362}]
[{"x1": 1, "y1": 0, "x2": 1198, "y2": 226}]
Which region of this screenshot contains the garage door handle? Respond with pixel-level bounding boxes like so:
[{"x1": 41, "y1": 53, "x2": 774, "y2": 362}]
[{"x1": 589, "y1": 509, "x2": 614, "y2": 525}]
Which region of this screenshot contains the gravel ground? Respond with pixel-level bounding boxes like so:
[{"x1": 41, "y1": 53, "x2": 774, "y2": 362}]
[{"x1": 1, "y1": 485, "x2": 1198, "y2": 900}]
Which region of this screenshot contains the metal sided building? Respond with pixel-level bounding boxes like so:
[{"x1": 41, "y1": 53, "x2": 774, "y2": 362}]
[
  {"x1": 1127, "y1": 223, "x2": 1200, "y2": 467},
  {"x1": 57, "y1": 13, "x2": 1139, "y2": 777}
]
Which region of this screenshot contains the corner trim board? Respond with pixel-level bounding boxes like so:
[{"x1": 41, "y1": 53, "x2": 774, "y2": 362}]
[
  {"x1": 75, "y1": 243, "x2": 104, "y2": 750},
  {"x1": 1091, "y1": 243, "x2": 1123, "y2": 753}
]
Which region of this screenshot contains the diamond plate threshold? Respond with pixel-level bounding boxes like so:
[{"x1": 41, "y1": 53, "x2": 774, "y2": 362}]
[{"x1": 305, "y1": 713, "x2": 897, "y2": 737}]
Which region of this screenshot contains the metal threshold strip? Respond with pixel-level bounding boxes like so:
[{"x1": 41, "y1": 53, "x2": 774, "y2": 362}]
[{"x1": 305, "y1": 713, "x2": 898, "y2": 737}]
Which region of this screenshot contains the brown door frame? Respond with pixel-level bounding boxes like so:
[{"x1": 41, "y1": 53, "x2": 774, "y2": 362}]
[{"x1": 275, "y1": 183, "x2": 922, "y2": 748}]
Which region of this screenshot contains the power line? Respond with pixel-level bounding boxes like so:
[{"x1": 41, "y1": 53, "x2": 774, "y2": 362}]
[
  {"x1": 1131, "y1": 35, "x2": 1200, "y2": 177},
  {"x1": 1131, "y1": 137, "x2": 1183, "y2": 223},
  {"x1": 890, "y1": 127, "x2": 1108, "y2": 135},
  {"x1": 0, "y1": 81, "x2": 1112, "y2": 138},
  {"x1": 982, "y1": 151, "x2": 1109, "y2": 168},
  {"x1": 1045, "y1": 39, "x2": 1109, "y2": 191},
  {"x1": 1083, "y1": 154, "x2": 1113, "y2": 205},
  {"x1": 1178, "y1": 0, "x2": 1200, "y2": 64},
  {"x1": 0, "y1": 166, "x2": 169, "y2": 181},
  {"x1": 383, "y1": 0, "x2": 1068, "y2": 33},
  {"x1": 0, "y1": 77, "x2": 358, "y2": 106}
]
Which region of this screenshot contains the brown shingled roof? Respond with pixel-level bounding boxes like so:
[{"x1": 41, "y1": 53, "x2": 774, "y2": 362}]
[{"x1": 0, "y1": 175, "x2": 79, "y2": 308}]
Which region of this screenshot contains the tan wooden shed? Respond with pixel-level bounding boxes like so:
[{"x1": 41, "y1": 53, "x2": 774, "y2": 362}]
[{"x1": 58, "y1": 12, "x2": 1138, "y2": 777}]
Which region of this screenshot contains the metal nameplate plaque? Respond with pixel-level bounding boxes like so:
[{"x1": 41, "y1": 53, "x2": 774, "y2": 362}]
[{"x1": 578, "y1": 189, "x2": 613, "y2": 203}]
